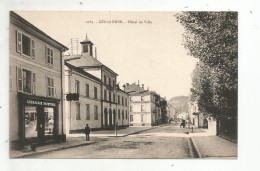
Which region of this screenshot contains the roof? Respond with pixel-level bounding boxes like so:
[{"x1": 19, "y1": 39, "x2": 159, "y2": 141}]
[
  {"x1": 64, "y1": 53, "x2": 118, "y2": 76},
  {"x1": 65, "y1": 53, "x2": 102, "y2": 69},
  {"x1": 10, "y1": 11, "x2": 68, "y2": 51},
  {"x1": 128, "y1": 90, "x2": 151, "y2": 96},
  {"x1": 65, "y1": 62, "x2": 101, "y2": 83},
  {"x1": 117, "y1": 88, "x2": 129, "y2": 96},
  {"x1": 80, "y1": 35, "x2": 94, "y2": 45}
]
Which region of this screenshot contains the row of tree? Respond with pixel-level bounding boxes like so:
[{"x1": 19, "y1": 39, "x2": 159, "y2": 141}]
[{"x1": 176, "y1": 12, "x2": 238, "y2": 120}]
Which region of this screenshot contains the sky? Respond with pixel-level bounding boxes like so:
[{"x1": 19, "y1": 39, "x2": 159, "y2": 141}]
[{"x1": 16, "y1": 11, "x2": 198, "y2": 100}]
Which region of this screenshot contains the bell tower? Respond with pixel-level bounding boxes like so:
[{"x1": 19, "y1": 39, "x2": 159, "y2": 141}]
[{"x1": 80, "y1": 34, "x2": 94, "y2": 56}]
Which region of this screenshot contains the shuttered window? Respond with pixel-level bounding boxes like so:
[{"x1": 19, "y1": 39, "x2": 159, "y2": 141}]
[
  {"x1": 47, "y1": 77, "x2": 54, "y2": 97},
  {"x1": 86, "y1": 104, "x2": 90, "y2": 120},
  {"x1": 86, "y1": 84, "x2": 89, "y2": 97},
  {"x1": 94, "y1": 105, "x2": 98, "y2": 120},
  {"x1": 16, "y1": 31, "x2": 35, "y2": 58},
  {"x1": 46, "y1": 46, "x2": 54, "y2": 66},
  {"x1": 76, "y1": 103, "x2": 80, "y2": 120}
]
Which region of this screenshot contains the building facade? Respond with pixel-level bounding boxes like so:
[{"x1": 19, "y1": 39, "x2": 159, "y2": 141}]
[
  {"x1": 9, "y1": 11, "x2": 68, "y2": 147},
  {"x1": 64, "y1": 35, "x2": 129, "y2": 132},
  {"x1": 124, "y1": 83, "x2": 161, "y2": 127},
  {"x1": 64, "y1": 62, "x2": 102, "y2": 133}
]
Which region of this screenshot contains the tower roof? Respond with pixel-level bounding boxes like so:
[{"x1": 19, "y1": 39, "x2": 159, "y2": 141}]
[{"x1": 80, "y1": 34, "x2": 94, "y2": 45}]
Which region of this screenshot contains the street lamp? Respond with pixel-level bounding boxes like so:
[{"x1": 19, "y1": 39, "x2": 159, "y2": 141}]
[{"x1": 114, "y1": 85, "x2": 118, "y2": 136}]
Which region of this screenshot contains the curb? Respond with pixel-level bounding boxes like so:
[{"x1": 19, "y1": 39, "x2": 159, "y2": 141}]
[
  {"x1": 218, "y1": 135, "x2": 237, "y2": 144},
  {"x1": 190, "y1": 137, "x2": 202, "y2": 158},
  {"x1": 15, "y1": 141, "x2": 96, "y2": 158}
]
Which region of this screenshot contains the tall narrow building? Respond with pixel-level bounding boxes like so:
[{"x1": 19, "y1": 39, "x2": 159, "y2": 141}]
[{"x1": 9, "y1": 11, "x2": 68, "y2": 149}]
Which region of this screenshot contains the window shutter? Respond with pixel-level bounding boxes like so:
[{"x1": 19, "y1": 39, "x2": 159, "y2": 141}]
[
  {"x1": 45, "y1": 46, "x2": 47, "y2": 64},
  {"x1": 32, "y1": 73, "x2": 36, "y2": 94},
  {"x1": 31, "y1": 39, "x2": 35, "y2": 58},
  {"x1": 51, "y1": 49, "x2": 53, "y2": 65},
  {"x1": 17, "y1": 31, "x2": 22, "y2": 53},
  {"x1": 17, "y1": 67, "x2": 23, "y2": 91}
]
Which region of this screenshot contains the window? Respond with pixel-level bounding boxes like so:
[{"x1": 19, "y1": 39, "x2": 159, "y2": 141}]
[
  {"x1": 94, "y1": 87, "x2": 97, "y2": 99},
  {"x1": 104, "y1": 75, "x2": 106, "y2": 85},
  {"x1": 109, "y1": 78, "x2": 111, "y2": 87},
  {"x1": 109, "y1": 91, "x2": 111, "y2": 102},
  {"x1": 118, "y1": 95, "x2": 120, "y2": 104},
  {"x1": 86, "y1": 104, "x2": 90, "y2": 120},
  {"x1": 113, "y1": 80, "x2": 115, "y2": 88},
  {"x1": 141, "y1": 115, "x2": 144, "y2": 122},
  {"x1": 22, "y1": 34, "x2": 30, "y2": 56},
  {"x1": 118, "y1": 109, "x2": 120, "y2": 119},
  {"x1": 23, "y1": 69, "x2": 32, "y2": 93},
  {"x1": 113, "y1": 93, "x2": 115, "y2": 103},
  {"x1": 130, "y1": 96, "x2": 132, "y2": 101},
  {"x1": 46, "y1": 47, "x2": 54, "y2": 65},
  {"x1": 122, "y1": 111, "x2": 124, "y2": 120},
  {"x1": 141, "y1": 105, "x2": 145, "y2": 112},
  {"x1": 94, "y1": 105, "x2": 98, "y2": 120},
  {"x1": 86, "y1": 84, "x2": 89, "y2": 97},
  {"x1": 104, "y1": 90, "x2": 107, "y2": 101},
  {"x1": 83, "y1": 45, "x2": 88, "y2": 53},
  {"x1": 141, "y1": 96, "x2": 144, "y2": 101},
  {"x1": 130, "y1": 115, "x2": 133, "y2": 122},
  {"x1": 9, "y1": 66, "x2": 12, "y2": 90},
  {"x1": 76, "y1": 103, "x2": 80, "y2": 120},
  {"x1": 16, "y1": 67, "x2": 35, "y2": 94},
  {"x1": 130, "y1": 105, "x2": 133, "y2": 112},
  {"x1": 125, "y1": 98, "x2": 127, "y2": 106},
  {"x1": 122, "y1": 97, "x2": 124, "y2": 105},
  {"x1": 126, "y1": 111, "x2": 128, "y2": 119},
  {"x1": 90, "y1": 45, "x2": 93, "y2": 56},
  {"x1": 17, "y1": 31, "x2": 35, "y2": 58},
  {"x1": 75, "y1": 80, "x2": 80, "y2": 94},
  {"x1": 47, "y1": 77, "x2": 54, "y2": 97}
]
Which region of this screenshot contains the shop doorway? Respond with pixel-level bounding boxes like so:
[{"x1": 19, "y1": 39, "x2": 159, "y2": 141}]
[
  {"x1": 24, "y1": 106, "x2": 37, "y2": 139},
  {"x1": 24, "y1": 106, "x2": 55, "y2": 143}
]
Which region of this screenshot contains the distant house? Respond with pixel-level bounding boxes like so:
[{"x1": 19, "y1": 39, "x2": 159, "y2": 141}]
[
  {"x1": 9, "y1": 11, "x2": 68, "y2": 148},
  {"x1": 124, "y1": 82, "x2": 161, "y2": 126}
]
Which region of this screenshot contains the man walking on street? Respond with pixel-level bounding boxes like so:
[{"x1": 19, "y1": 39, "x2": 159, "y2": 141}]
[{"x1": 85, "y1": 124, "x2": 90, "y2": 141}]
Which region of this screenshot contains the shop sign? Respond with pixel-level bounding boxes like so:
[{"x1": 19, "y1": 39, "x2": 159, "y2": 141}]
[{"x1": 26, "y1": 99, "x2": 56, "y2": 107}]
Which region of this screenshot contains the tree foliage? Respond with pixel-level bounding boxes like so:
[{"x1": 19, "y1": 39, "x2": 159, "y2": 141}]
[{"x1": 176, "y1": 12, "x2": 238, "y2": 119}]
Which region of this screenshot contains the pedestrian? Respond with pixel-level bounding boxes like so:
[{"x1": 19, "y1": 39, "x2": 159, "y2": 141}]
[{"x1": 84, "y1": 124, "x2": 90, "y2": 141}]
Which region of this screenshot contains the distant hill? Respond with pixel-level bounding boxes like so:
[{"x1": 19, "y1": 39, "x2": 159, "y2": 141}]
[{"x1": 168, "y1": 96, "x2": 189, "y2": 114}]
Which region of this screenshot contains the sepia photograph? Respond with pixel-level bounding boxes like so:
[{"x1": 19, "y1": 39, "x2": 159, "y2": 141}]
[{"x1": 8, "y1": 10, "x2": 238, "y2": 159}]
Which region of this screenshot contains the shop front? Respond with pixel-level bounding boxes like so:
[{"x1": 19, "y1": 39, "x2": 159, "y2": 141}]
[{"x1": 18, "y1": 93, "x2": 60, "y2": 146}]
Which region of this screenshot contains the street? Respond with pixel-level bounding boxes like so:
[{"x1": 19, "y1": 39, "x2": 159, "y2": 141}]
[{"x1": 27, "y1": 123, "x2": 200, "y2": 159}]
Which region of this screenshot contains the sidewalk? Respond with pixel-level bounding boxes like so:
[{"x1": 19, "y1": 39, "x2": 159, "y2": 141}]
[
  {"x1": 191, "y1": 135, "x2": 238, "y2": 159},
  {"x1": 10, "y1": 137, "x2": 96, "y2": 158}
]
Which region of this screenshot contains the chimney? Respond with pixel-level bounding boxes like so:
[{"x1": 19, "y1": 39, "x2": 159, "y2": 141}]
[
  {"x1": 147, "y1": 87, "x2": 149, "y2": 91},
  {"x1": 95, "y1": 47, "x2": 97, "y2": 59},
  {"x1": 138, "y1": 80, "x2": 139, "y2": 86},
  {"x1": 123, "y1": 84, "x2": 126, "y2": 91},
  {"x1": 142, "y1": 84, "x2": 144, "y2": 89}
]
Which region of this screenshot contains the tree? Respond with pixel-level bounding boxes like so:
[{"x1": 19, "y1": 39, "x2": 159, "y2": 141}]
[{"x1": 176, "y1": 12, "x2": 238, "y2": 120}]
